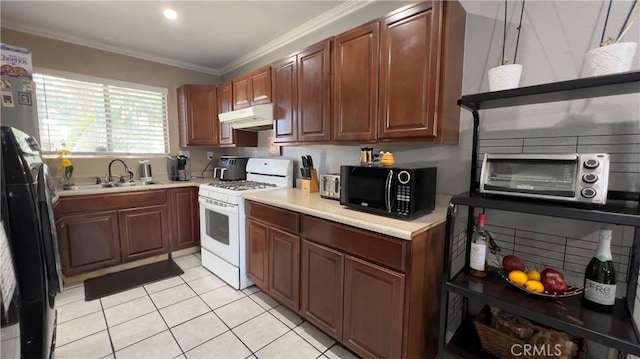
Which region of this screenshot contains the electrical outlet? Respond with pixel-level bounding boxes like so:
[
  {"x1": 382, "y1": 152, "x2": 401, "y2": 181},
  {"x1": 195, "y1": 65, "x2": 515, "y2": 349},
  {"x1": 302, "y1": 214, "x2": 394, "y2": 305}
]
[{"x1": 207, "y1": 151, "x2": 214, "y2": 160}]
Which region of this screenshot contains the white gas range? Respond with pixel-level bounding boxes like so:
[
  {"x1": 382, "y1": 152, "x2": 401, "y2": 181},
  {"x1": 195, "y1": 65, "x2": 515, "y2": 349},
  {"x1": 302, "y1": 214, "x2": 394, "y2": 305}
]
[{"x1": 198, "y1": 158, "x2": 293, "y2": 289}]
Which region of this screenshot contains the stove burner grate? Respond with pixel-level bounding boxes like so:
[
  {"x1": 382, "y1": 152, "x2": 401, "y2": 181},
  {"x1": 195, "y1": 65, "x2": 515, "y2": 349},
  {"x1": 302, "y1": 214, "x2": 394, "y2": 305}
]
[{"x1": 208, "y1": 180, "x2": 277, "y2": 191}]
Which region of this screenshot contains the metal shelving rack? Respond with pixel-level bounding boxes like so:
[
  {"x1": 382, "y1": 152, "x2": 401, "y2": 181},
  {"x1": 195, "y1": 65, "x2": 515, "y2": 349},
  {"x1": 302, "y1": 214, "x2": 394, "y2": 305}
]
[{"x1": 438, "y1": 71, "x2": 640, "y2": 358}]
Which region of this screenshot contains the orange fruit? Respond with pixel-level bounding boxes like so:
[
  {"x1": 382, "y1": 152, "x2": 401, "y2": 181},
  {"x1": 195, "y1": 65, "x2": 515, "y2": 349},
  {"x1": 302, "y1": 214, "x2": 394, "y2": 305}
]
[
  {"x1": 525, "y1": 280, "x2": 545, "y2": 293},
  {"x1": 508, "y1": 270, "x2": 528, "y2": 286},
  {"x1": 526, "y1": 269, "x2": 541, "y2": 281}
]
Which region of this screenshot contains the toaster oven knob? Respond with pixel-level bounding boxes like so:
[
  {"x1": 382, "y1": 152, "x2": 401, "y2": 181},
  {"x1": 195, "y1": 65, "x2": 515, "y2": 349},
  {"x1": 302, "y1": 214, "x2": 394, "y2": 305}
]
[
  {"x1": 582, "y1": 173, "x2": 598, "y2": 183},
  {"x1": 581, "y1": 187, "x2": 597, "y2": 198},
  {"x1": 583, "y1": 159, "x2": 599, "y2": 169},
  {"x1": 398, "y1": 171, "x2": 410, "y2": 184}
]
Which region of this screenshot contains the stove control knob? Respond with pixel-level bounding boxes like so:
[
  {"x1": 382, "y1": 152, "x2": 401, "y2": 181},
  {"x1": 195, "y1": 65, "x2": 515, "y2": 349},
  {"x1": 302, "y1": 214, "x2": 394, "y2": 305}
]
[
  {"x1": 583, "y1": 159, "x2": 599, "y2": 169},
  {"x1": 582, "y1": 173, "x2": 598, "y2": 183},
  {"x1": 398, "y1": 171, "x2": 410, "y2": 184},
  {"x1": 581, "y1": 187, "x2": 597, "y2": 199}
]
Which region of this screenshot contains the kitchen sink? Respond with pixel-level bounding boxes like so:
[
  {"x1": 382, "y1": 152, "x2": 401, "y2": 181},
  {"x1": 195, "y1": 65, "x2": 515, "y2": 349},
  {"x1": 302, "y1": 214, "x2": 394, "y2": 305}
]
[
  {"x1": 64, "y1": 181, "x2": 160, "y2": 190},
  {"x1": 112, "y1": 181, "x2": 160, "y2": 187}
]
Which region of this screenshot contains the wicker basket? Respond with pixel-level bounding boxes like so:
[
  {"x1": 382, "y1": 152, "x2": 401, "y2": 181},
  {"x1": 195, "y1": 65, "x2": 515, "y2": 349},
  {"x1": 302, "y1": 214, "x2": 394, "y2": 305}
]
[{"x1": 473, "y1": 306, "x2": 588, "y2": 359}]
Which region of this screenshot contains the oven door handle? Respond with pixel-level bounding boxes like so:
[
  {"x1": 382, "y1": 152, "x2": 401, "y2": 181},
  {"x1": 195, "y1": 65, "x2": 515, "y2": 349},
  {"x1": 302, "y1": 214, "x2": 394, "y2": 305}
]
[
  {"x1": 198, "y1": 197, "x2": 238, "y2": 215},
  {"x1": 385, "y1": 169, "x2": 393, "y2": 213}
]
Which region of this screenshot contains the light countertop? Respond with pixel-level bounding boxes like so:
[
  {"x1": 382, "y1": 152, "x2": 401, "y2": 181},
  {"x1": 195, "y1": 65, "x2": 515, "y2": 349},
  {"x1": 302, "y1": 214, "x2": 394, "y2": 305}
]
[
  {"x1": 56, "y1": 178, "x2": 210, "y2": 197},
  {"x1": 242, "y1": 188, "x2": 450, "y2": 240}
]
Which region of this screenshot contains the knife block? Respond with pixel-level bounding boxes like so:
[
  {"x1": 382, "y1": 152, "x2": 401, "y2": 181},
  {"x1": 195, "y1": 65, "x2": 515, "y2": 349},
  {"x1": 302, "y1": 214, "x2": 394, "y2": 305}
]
[{"x1": 301, "y1": 169, "x2": 319, "y2": 193}]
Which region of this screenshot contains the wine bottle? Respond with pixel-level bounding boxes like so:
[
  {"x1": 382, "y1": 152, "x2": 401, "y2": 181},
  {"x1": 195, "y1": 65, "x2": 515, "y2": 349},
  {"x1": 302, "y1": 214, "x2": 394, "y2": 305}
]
[
  {"x1": 470, "y1": 213, "x2": 488, "y2": 277},
  {"x1": 583, "y1": 229, "x2": 616, "y2": 312}
]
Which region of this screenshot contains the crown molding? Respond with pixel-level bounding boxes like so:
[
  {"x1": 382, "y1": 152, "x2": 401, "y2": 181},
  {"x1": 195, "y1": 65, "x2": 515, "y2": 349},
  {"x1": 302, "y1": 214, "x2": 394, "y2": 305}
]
[
  {"x1": 218, "y1": 0, "x2": 375, "y2": 74},
  {"x1": 1, "y1": 20, "x2": 222, "y2": 76},
  {"x1": 2, "y1": 0, "x2": 375, "y2": 77}
]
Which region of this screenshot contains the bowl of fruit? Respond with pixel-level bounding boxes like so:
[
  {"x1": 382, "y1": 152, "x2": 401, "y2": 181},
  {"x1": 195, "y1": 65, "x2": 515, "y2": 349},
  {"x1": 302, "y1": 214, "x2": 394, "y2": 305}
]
[{"x1": 498, "y1": 255, "x2": 584, "y2": 298}]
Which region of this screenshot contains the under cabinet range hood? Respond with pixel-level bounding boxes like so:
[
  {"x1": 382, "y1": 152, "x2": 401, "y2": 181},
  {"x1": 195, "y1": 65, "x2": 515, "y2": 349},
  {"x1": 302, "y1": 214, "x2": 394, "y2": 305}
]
[{"x1": 218, "y1": 104, "x2": 273, "y2": 131}]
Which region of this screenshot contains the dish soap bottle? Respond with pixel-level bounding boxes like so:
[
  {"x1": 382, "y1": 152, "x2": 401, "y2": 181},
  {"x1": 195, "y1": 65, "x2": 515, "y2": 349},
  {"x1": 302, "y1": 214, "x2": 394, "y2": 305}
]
[
  {"x1": 470, "y1": 213, "x2": 488, "y2": 277},
  {"x1": 583, "y1": 229, "x2": 616, "y2": 312}
]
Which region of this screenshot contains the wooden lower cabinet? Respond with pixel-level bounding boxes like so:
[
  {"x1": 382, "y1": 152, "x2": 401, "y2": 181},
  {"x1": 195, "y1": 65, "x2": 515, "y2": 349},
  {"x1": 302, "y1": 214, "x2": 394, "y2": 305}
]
[
  {"x1": 245, "y1": 200, "x2": 444, "y2": 359},
  {"x1": 56, "y1": 211, "x2": 121, "y2": 275},
  {"x1": 55, "y1": 188, "x2": 200, "y2": 276},
  {"x1": 246, "y1": 217, "x2": 301, "y2": 311},
  {"x1": 246, "y1": 219, "x2": 269, "y2": 289},
  {"x1": 301, "y1": 240, "x2": 344, "y2": 340},
  {"x1": 119, "y1": 205, "x2": 170, "y2": 262},
  {"x1": 343, "y1": 256, "x2": 405, "y2": 359},
  {"x1": 268, "y1": 228, "x2": 300, "y2": 310},
  {"x1": 170, "y1": 187, "x2": 200, "y2": 250}
]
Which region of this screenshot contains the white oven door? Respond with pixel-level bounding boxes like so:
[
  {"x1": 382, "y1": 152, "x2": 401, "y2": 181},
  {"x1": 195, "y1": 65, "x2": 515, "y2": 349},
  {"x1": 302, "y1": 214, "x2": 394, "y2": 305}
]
[{"x1": 199, "y1": 196, "x2": 240, "y2": 266}]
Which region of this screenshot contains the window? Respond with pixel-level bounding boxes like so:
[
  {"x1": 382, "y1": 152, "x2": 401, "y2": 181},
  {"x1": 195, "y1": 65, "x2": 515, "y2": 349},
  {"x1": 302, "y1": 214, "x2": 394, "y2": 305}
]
[{"x1": 34, "y1": 70, "x2": 169, "y2": 155}]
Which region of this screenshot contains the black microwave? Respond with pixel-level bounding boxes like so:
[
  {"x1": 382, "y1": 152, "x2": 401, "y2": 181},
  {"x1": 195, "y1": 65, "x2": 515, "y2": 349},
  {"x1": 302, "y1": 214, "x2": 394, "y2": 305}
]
[{"x1": 340, "y1": 165, "x2": 437, "y2": 219}]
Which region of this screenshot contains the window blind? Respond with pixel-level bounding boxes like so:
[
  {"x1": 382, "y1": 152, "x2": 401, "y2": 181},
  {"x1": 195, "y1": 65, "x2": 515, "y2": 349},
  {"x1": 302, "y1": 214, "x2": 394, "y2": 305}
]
[{"x1": 34, "y1": 72, "x2": 169, "y2": 155}]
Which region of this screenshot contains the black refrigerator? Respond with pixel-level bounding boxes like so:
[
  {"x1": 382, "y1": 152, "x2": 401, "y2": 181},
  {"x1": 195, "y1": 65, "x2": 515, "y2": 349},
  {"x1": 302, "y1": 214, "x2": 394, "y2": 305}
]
[{"x1": 1, "y1": 126, "x2": 62, "y2": 358}]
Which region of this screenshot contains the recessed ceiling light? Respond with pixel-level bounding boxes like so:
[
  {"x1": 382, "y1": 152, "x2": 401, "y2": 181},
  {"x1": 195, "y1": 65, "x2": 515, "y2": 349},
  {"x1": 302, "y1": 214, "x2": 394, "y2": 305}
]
[{"x1": 163, "y1": 9, "x2": 177, "y2": 20}]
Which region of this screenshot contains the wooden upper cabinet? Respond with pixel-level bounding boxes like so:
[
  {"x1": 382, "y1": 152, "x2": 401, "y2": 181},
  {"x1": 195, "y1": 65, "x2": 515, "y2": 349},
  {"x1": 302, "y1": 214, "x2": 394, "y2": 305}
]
[
  {"x1": 178, "y1": 85, "x2": 219, "y2": 146},
  {"x1": 297, "y1": 40, "x2": 332, "y2": 143},
  {"x1": 232, "y1": 77, "x2": 251, "y2": 109},
  {"x1": 250, "y1": 66, "x2": 272, "y2": 105},
  {"x1": 378, "y1": 1, "x2": 464, "y2": 143},
  {"x1": 217, "y1": 81, "x2": 234, "y2": 145},
  {"x1": 217, "y1": 81, "x2": 258, "y2": 147},
  {"x1": 232, "y1": 65, "x2": 272, "y2": 110},
  {"x1": 333, "y1": 21, "x2": 380, "y2": 143},
  {"x1": 272, "y1": 55, "x2": 298, "y2": 143}
]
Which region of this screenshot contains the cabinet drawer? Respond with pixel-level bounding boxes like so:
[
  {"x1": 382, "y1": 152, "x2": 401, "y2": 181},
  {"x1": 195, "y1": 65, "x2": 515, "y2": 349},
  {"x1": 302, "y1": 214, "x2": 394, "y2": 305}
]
[
  {"x1": 58, "y1": 189, "x2": 168, "y2": 215},
  {"x1": 301, "y1": 215, "x2": 407, "y2": 272},
  {"x1": 245, "y1": 201, "x2": 300, "y2": 234}
]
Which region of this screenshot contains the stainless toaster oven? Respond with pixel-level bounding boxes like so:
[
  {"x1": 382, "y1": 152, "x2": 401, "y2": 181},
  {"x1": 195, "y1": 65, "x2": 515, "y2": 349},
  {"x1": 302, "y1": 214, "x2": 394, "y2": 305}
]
[{"x1": 480, "y1": 153, "x2": 610, "y2": 204}]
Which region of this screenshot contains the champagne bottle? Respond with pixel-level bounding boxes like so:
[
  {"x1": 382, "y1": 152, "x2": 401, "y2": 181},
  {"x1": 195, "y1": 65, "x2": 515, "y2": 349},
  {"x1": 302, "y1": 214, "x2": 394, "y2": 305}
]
[
  {"x1": 470, "y1": 213, "x2": 488, "y2": 277},
  {"x1": 583, "y1": 229, "x2": 616, "y2": 312}
]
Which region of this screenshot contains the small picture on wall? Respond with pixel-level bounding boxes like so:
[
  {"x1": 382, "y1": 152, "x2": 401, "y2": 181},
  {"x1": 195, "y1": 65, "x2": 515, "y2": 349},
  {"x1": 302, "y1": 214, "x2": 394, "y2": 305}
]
[
  {"x1": 1, "y1": 92, "x2": 14, "y2": 107},
  {"x1": 267, "y1": 135, "x2": 281, "y2": 156}
]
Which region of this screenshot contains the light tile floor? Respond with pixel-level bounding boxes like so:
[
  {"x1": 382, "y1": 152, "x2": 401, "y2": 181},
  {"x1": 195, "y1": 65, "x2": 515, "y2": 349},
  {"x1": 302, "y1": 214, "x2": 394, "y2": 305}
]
[{"x1": 55, "y1": 253, "x2": 359, "y2": 359}]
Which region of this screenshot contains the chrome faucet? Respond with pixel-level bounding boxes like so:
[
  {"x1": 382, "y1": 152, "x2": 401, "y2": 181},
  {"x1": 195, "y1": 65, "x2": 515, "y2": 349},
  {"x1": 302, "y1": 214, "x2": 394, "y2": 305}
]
[{"x1": 107, "y1": 159, "x2": 134, "y2": 183}]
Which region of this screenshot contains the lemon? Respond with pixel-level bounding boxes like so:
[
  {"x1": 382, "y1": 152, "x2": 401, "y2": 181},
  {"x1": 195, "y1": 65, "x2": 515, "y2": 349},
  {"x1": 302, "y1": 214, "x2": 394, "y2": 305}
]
[
  {"x1": 508, "y1": 270, "x2": 528, "y2": 286},
  {"x1": 525, "y1": 280, "x2": 545, "y2": 293},
  {"x1": 526, "y1": 269, "x2": 541, "y2": 281}
]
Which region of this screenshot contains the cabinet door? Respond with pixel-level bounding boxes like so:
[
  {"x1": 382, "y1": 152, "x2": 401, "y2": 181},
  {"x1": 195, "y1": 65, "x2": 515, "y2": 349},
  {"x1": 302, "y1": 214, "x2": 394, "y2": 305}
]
[
  {"x1": 170, "y1": 188, "x2": 199, "y2": 251},
  {"x1": 246, "y1": 219, "x2": 269, "y2": 289},
  {"x1": 178, "y1": 85, "x2": 219, "y2": 146},
  {"x1": 217, "y1": 81, "x2": 234, "y2": 145},
  {"x1": 379, "y1": 2, "x2": 439, "y2": 140},
  {"x1": 301, "y1": 240, "x2": 344, "y2": 340},
  {"x1": 297, "y1": 40, "x2": 332, "y2": 143},
  {"x1": 56, "y1": 211, "x2": 121, "y2": 275},
  {"x1": 250, "y1": 66, "x2": 272, "y2": 105},
  {"x1": 272, "y1": 55, "x2": 298, "y2": 143},
  {"x1": 268, "y1": 228, "x2": 300, "y2": 311},
  {"x1": 119, "y1": 205, "x2": 170, "y2": 262},
  {"x1": 233, "y1": 76, "x2": 251, "y2": 109},
  {"x1": 333, "y1": 21, "x2": 379, "y2": 143},
  {"x1": 343, "y1": 256, "x2": 405, "y2": 359}
]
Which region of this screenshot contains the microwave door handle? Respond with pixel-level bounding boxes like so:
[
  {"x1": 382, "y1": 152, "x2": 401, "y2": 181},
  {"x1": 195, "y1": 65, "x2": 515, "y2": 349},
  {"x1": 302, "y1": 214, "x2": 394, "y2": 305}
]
[{"x1": 385, "y1": 170, "x2": 393, "y2": 213}]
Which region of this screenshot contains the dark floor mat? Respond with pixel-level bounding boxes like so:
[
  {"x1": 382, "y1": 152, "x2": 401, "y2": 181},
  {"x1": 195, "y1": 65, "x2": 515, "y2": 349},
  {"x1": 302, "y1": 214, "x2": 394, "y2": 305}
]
[{"x1": 84, "y1": 259, "x2": 184, "y2": 301}]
